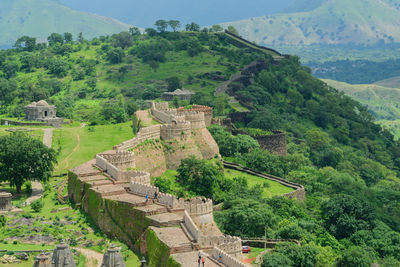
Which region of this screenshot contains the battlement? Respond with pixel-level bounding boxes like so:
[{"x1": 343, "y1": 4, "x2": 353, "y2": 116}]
[
  {"x1": 182, "y1": 112, "x2": 206, "y2": 130},
  {"x1": 177, "y1": 105, "x2": 213, "y2": 126},
  {"x1": 100, "y1": 151, "x2": 135, "y2": 169},
  {"x1": 181, "y1": 197, "x2": 213, "y2": 216},
  {"x1": 212, "y1": 247, "x2": 247, "y2": 267},
  {"x1": 160, "y1": 121, "x2": 191, "y2": 140},
  {"x1": 129, "y1": 181, "x2": 158, "y2": 197}
]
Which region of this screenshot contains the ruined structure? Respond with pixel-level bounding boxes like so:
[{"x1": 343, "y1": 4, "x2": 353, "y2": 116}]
[
  {"x1": 162, "y1": 89, "x2": 195, "y2": 101},
  {"x1": 101, "y1": 244, "x2": 126, "y2": 267},
  {"x1": 33, "y1": 253, "x2": 52, "y2": 267},
  {"x1": 68, "y1": 102, "x2": 247, "y2": 267},
  {"x1": 24, "y1": 100, "x2": 63, "y2": 127},
  {"x1": 51, "y1": 242, "x2": 76, "y2": 267},
  {"x1": 0, "y1": 192, "x2": 12, "y2": 211}
]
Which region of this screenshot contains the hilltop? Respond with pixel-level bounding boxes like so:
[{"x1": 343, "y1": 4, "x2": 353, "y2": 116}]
[
  {"x1": 222, "y1": 0, "x2": 400, "y2": 46},
  {"x1": 1, "y1": 29, "x2": 400, "y2": 266},
  {"x1": 0, "y1": 0, "x2": 130, "y2": 48}
]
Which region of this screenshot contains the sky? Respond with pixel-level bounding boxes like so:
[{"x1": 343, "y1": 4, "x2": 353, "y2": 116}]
[{"x1": 59, "y1": 0, "x2": 295, "y2": 27}]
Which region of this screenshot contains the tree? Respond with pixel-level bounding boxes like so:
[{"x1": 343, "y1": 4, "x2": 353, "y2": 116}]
[
  {"x1": 78, "y1": 32, "x2": 84, "y2": 43},
  {"x1": 132, "y1": 115, "x2": 142, "y2": 134},
  {"x1": 185, "y1": 22, "x2": 200, "y2": 32},
  {"x1": 145, "y1": 28, "x2": 157, "y2": 37},
  {"x1": 63, "y1": 32, "x2": 73, "y2": 43},
  {"x1": 168, "y1": 20, "x2": 181, "y2": 32},
  {"x1": 166, "y1": 76, "x2": 181, "y2": 92},
  {"x1": 227, "y1": 26, "x2": 239, "y2": 36},
  {"x1": 106, "y1": 48, "x2": 124, "y2": 64},
  {"x1": 14, "y1": 36, "x2": 36, "y2": 51},
  {"x1": 338, "y1": 246, "x2": 375, "y2": 267},
  {"x1": 129, "y1": 27, "x2": 141, "y2": 36},
  {"x1": 262, "y1": 253, "x2": 293, "y2": 267},
  {"x1": 155, "y1": 20, "x2": 168, "y2": 32},
  {"x1": 211, "y1": 24, "x2": 223, "y2": 32},
  {"x1": 111, "y1": 32, "x2": 133, "y2": 49},
  {"x1": 47, "y1": 33, "x2": 64, "y2": 46},
  {"x1": 0, "y1": 133, "x2": 56, "y2": 193}
]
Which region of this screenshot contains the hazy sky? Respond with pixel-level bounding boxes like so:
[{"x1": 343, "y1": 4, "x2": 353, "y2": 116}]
[{"x1": 60, "y1": 0, "x2": 295, "y2": 27}]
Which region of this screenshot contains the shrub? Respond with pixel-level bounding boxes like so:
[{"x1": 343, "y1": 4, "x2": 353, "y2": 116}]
[{"x1": 31, "y1": 199, "x2": 44, "y2": 213}]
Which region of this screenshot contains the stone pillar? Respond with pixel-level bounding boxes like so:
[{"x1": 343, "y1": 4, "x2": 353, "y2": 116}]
[
  {"x1": 51, "y1": 242, "x2": 76, "y2": 267},
  {"x1": 33, "y1": 253, "x2": 52, "y2": 267},
  {"x1": 101, "y1": 244, "x2": 126, "y2": 267},
  {"x1": 0, "y1": 192, "x2": 12, "y2": 211}
]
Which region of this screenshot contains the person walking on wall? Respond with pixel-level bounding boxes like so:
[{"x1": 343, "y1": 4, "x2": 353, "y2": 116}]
[
  {"x1": 198, "y1": 257, "x2": 201, "y2": 267},
  {"x1": 145, "y1": 194, "x2": 149, "y2": 202},
  {"x1": 202, "y1": 257, "x2": 205, "y2": 267}
]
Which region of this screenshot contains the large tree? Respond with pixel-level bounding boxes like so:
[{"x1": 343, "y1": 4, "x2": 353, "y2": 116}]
[{"x1": 0, "y1": 132, "x2": 57, "y2": 193}]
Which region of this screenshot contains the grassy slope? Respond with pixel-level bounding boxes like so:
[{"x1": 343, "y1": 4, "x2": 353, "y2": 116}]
[
  {"x1": 323, "y1": 79, "x2": 400, "y2": 120},
  {"x1": 0, "y1": 0, "x2": 130, "y2": 47},
  {"x1": 157, "y1": 169, "x2": 293, "y2": 198},
  {"x1": 375, "y1": 76, "x2": 400, "y2": 88},
  {"x1": 52, "y1": 122, "x2": 133, "y2": 174}
]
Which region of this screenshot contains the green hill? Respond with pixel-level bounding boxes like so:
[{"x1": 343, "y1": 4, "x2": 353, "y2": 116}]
[
  {"x1": 222, "y1": 0, "x2": 400, "y2": 46},
  {"x1": 323, "y1": 79, "x2": 400, "y2": 120},
  {"x1": 1, "y1": 30, "x2": 400, "y2": 265},
  {"x1": 0, "y1": 0, "x2": 130, "y2": 48}
]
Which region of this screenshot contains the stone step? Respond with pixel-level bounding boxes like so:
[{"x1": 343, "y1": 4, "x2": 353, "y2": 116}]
[{"x1": 147, "y1": 212, "x2": 183, "y2": 227}]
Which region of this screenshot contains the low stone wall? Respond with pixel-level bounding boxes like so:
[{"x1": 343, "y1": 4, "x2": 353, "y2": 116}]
[
  {"x1": 183, "y1": 210, "x2": 201, "y2": 242},
  {"x1": 200, "y1": 235, "x2": 242, "y2": 255},
  {"x1": 114, "y1": 125, "x2": 161, "y2": 151},
  {"x1": 0, "y1": 119, "x2": 47, "y2": 127},
  {"x1": 129, "y1": 182, "x2": 158, "y2": 198},
  {"x1": 212, "y1": 247, "x2": 247, "y2": 267}
]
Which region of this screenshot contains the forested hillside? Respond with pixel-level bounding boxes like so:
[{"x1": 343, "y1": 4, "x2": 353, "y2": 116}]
[{"x1": 1, "y1": 25, "x2": 400, "y2": 266}]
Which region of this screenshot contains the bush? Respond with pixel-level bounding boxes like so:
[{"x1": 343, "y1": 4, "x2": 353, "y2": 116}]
[
  {"x1": 24, "y1": 181, "x2": 32, "y2": 194},
  {"x1": 31, "y1": 200, "x2": 44, "y2": 213}
]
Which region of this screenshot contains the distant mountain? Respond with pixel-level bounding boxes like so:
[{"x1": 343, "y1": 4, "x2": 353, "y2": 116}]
[
  {"x1": 222, "y1": 0, "x2": 400, "y2": 46},
  {"x1": 324, "y1": 79, "x2": 400, "y2": 120},
  {"x1": 59, "y1": 0, "x2": 294, "y2": 28},
  {"x1": 0, "y1": 0, "x2": 130, "y2": 48}
]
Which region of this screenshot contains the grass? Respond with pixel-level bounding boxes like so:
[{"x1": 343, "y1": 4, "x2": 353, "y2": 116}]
[
  {"x1": 247, "y1": 247, "x2": 266, "y2": 259},
  {"x1": 52, "y1": 122, "x2": 134, "y2": 174},
  {"x1": 224, "y1": 169, "x2": 293, "y2": 197},
  {"x1": 155, "y1": 168, "x2": 293, "y2": 198}
]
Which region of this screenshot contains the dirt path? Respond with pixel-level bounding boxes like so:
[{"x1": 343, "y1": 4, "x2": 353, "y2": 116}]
[
  {"x1": 43, "y1": 128, "x2": 53, "y2": 148},
  {"x1": 135, "y1": 109, "x2": 154, "y2": 126},
  {"x1": 77, "y1": 248, "x2": 103, "y2": 267},
  {"x1": 23, "y1": 181, "x2": 44, "y2": 206},
  {"x1": 58, "y1": 124, "x2": 84, "y2": 171}
]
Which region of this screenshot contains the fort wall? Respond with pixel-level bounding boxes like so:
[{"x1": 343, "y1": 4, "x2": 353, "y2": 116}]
[
  {"x1": 183, "y1": 210, "x2": 201, "y2": 241},
  {"x1": 177, "y1": 105, "x2": 213, "y2": 126},
  {"x1": 129, "y1": 182, "x2": 158, "y2": 197},
  {"x1": 212, "y1": 247, "x2": 247, "y2": 267},
  {"x1": 160, "y1": 121, "x2": 191, "y2": 140}
]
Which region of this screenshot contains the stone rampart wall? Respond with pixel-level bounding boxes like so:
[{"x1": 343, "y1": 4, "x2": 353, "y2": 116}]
[
  {"x1": 121, "y1": 171, "x2": 151, "y2": 184},
  {"x1": 114, "y1": 125, "x2": 161, "y2": 151},
  {"x1": 212, "y1": 247, "x2": 247, "y2": 267},
  {"x1": 178, "y1": 106, "x2": 213, "y2": 126},
  {"x1": 152, "y1": 102, "x2": 169, "y2": 111},
  {"x1": 182, "y1": 197, "x2": 213, "y2": 216},
  {"x1": 200, "y1": 235, "x2": 241, "y2": 254},
  {"x1": 129, "y1": 181, "x2": 158, "y2": 197},
  {"x1": 253, "y1": 131, "x2": 287, "y2": 157},
  {"x1": 182, "y1": 112, "x2": 206, "y2": 130},
  {"x1": 183, "y1": 210, "x2": 201, "y2": 241},
  {"x1": 101, "y1": 151, "x2": 135, "y2": 169},
  {"x1": 160, "y1": 122, "x2": 191, "y2": 140}
]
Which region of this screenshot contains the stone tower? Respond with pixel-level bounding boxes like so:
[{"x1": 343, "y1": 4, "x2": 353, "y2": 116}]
[
  {"x1": 33, "y1": 253, "x2": 52, "y2": 267},
  {"x1": 101, "y1": 244, "x2": 126, "y2": 267},
  {"x1": 51, "y1": 242, "x2": 76, "y2": 267}
]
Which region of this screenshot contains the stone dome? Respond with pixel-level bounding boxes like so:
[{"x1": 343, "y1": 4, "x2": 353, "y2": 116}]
[{"x1": 36, "y1": 100, "x2": 49, "y2": 106}]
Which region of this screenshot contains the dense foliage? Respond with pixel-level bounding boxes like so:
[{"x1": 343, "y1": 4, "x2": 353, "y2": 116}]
[
  {"x1": 308, "y1": 59, "x2": 400, "y2": 84},
  {"x1": 0, "y1": 132, "x2": 57, "y2": 193}
]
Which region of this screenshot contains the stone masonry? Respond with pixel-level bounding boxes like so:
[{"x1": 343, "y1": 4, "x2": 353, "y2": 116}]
[
  {"x1": 0, "y1": 192, "x2": 12, "y2": 211},
  {"x1": 24, "y1": 100, "x2": 63, "y2": 128}
]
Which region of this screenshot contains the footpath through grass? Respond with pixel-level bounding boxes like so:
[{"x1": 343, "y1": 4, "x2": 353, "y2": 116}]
[{"x1": 53, "y1": 122, "x2": 134, "y2": 174}]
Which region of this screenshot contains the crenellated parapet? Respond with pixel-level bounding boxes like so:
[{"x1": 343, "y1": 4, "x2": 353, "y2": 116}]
[
  {"x1": 100, "y1": 151, "x2": 135, "y2": 169},
  {"x1": 160, "y1": 120, "x2": 191, "y2": 140},
  {"x1": 177, "y1": 105, "x2": 213, "y2": 126},
  {"x1": 129, "y1": 181, "x2": 158, "y2": 197},
  {"x1": 181, "y1": 197, "x2": 213, "y2": 216},
  {"x1": 212, "y1": 247, "x2": 247, "y2": 267},
  {"x1": 181, "y1": 111, "x2": 206, "y2": 130}
]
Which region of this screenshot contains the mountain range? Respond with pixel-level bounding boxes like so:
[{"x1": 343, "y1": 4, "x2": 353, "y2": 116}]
[
  {"x1": 0, "y1": 0, "x2": 130, "y2": 48},
  {"x1": 222, "y1": 0, "x2": 400, "y2": 46}
]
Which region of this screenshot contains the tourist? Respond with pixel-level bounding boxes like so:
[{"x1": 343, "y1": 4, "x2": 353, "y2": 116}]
[
  {"x1": 145, "y1": 194, "x2": 148, "y2": 202},
  {"x1": 202, "y1": 256, "x2": 205, "y2": 266},
  {"x1": 197, "y1": 257, "x2": 201, "y2": 267},
  {"x1": 154, "y1": 190, "x2": 158, "y2": 200},
  {"x1": 218, "y1": 252, "x2": 222, "y2": 262}
]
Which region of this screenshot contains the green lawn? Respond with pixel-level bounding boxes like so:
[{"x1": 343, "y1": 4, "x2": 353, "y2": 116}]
[
  {"x1": 53, "y1": 122, "x2": 134, "y2": 174},
  {"x1": 155, "y1": 168, "x2": 293, "y2": 198},
  {"x1": 224, "y1": 169, "x2": 293, "y2": 197}
]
